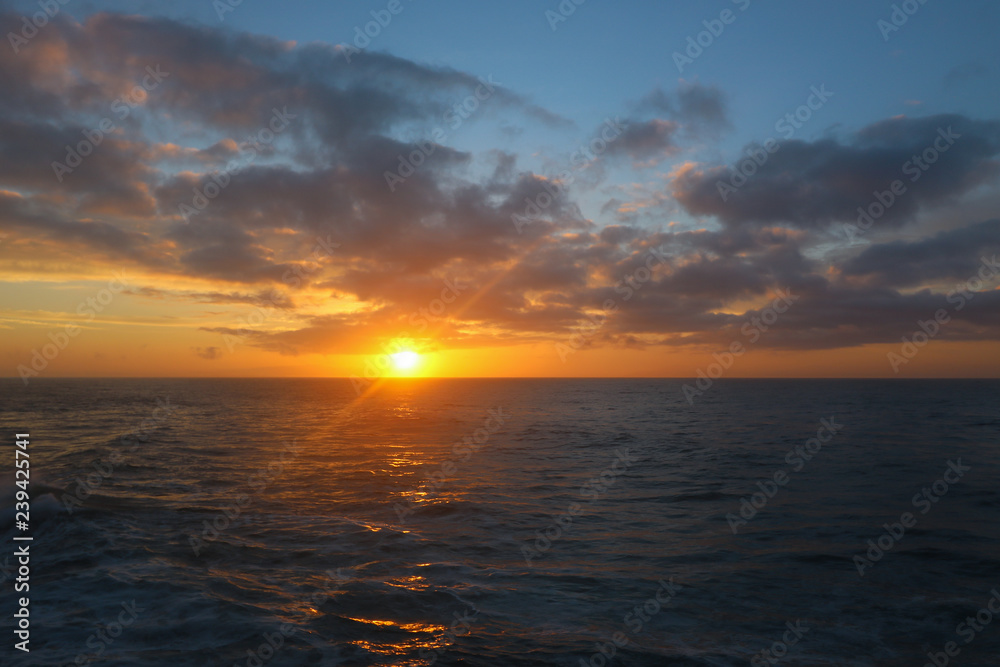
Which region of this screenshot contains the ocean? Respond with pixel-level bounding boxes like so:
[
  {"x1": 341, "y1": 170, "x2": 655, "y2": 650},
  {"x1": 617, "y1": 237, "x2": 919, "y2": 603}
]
[{"x1": 1, "y1": 378, "x2": 998, "y2": 666}]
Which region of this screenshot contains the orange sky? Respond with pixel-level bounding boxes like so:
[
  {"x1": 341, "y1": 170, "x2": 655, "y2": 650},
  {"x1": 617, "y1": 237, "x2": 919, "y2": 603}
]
[
  {"x1": 5, "y1": 261, "x2": 999, "y2": 380},
  {"x1": 2, "y1": 12, "x2": 1000, "y2": 380}
]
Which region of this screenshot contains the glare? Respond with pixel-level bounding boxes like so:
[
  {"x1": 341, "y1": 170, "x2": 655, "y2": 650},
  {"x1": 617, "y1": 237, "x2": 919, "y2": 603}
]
[{"x1": 391, "y1": 350, "x2": 420, "y2": 371}]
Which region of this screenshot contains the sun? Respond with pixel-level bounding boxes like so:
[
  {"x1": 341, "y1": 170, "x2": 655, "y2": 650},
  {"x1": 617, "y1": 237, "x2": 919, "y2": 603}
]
[{"x1": 390, "y1": 350, "x2": 420, "y2": 372}]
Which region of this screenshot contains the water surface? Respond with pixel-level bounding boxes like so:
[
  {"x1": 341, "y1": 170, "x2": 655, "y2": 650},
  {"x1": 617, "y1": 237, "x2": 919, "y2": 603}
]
[{"x1": 1, "y1": 378, "x2": 998, "y2": 665}]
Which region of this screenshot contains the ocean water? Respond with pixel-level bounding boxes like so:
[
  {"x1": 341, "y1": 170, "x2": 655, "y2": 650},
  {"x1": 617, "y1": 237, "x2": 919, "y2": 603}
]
[{"x1": 1, "y1": 378, "x2": 999, "y2": 666}]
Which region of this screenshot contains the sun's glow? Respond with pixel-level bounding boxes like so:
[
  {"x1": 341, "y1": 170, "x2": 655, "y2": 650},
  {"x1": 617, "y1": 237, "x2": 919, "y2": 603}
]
[{"x1": 391, "y1": 350, "x2": 420, "y2": 371}]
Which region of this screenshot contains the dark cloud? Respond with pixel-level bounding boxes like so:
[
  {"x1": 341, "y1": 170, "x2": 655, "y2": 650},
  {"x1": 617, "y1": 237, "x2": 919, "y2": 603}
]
[
  {"x1": 129, "y1": 287, "x2": 296, "y2": 309},
  {"x1": 597, "y1": 82, "x2": 730, "y2": 166},
  {"x1": 0, "y1": 190, "x2": 164, "y2": 265},
  {"x1": 637, "y1": 81, "x2": 730, "y2": 137},
  {"x1": 842, "y1": 219, "x2": 1000, "y2": 287},
  {"x1": 604, "y1": 119, "x2": 680, "y2": 164},
  {"x1": 673, "y1": 114, "x2": 1000, "y2": 229},
  {"x1": 0, "y1": 118, "x2": 158, "y2": 216}
]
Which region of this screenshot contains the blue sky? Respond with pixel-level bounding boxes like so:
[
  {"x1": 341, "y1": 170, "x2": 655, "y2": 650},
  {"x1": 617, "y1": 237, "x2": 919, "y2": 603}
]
[
  {"x1": 56, "y1": 0, "x2": 996, "y2": 230},
  {"x1": 56, "y1": 0, "x2": 998, "y2": 135}
]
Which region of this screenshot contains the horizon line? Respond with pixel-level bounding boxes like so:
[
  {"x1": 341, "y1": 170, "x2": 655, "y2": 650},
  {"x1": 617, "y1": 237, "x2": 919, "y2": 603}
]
[{"x1": 4, "y1": 376, "x2": 999, "y2": 381}]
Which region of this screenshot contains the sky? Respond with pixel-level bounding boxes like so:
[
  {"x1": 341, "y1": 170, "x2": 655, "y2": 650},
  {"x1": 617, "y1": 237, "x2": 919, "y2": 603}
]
[{"x1": 1, "y1": 0, "x2": 999, "y2": 379}]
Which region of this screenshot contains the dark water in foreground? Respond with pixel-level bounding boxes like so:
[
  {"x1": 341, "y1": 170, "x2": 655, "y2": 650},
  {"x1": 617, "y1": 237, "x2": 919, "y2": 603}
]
[{"x1": 1, "y1": 378, "x2": 999, "y2": 666}]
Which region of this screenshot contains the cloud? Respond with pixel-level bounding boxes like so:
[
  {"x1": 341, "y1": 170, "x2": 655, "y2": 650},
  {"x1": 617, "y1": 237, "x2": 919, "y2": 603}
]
[
  {"x1": 0, "y1": 11, "x2": 576, "y2": 284},
  {"x1": 604, "y1": 119, "x2": 680, "y2": 165},
  {"x1": 2, "y1": 10, "x2": 1000, "y2": 361},
  {"x1": 597, "y1": 82, "x2": 730, "y2": 167},
  {"x1": 637, "y1": 81, "x2": 731, "y2": 137},
  {"x1": 193, "y1": 346, "x2": 222, "y2": 360},
  {"x1": 672, "y1": 114, "x2": 1000, "y2": 229},
  {"x1": 841, "y1": 219, "x2": 1000, "y2": 288},
  {"x1": 128, "y1": 287, "x2": 296, "y2": 308}
]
